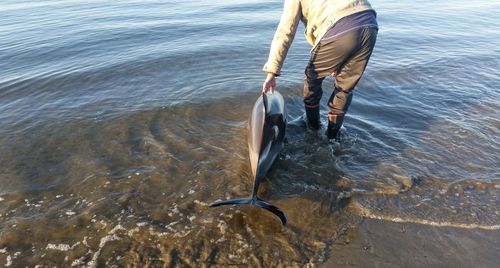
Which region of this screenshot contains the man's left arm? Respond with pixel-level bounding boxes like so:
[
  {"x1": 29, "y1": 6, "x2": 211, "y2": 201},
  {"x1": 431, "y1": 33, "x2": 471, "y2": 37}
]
[{"x1": 263, "y1": 0, "x2": 302, "y2": 76}]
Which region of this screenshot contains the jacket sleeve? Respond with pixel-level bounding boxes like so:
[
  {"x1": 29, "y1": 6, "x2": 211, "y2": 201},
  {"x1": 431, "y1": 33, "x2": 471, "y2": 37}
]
[{"x1": 262, "y1": 0, "x2": 302, "y2": 76}]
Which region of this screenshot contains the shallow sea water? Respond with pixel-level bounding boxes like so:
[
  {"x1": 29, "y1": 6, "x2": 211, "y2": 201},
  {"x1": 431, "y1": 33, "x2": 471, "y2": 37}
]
[{"x1": 0, "y1": 0, "x2": 499, "y2": 266}]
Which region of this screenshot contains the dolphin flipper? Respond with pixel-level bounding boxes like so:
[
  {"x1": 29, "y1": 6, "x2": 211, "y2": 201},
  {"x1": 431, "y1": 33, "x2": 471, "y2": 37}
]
[{"x1": 209, "y1": 197, "x2": 287, "y2": 225}]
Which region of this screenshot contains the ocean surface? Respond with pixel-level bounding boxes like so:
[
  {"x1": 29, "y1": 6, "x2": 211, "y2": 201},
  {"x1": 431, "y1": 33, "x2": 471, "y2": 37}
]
[{"x1": 0, "y1": 0, "x2": 499, "y2": 266}]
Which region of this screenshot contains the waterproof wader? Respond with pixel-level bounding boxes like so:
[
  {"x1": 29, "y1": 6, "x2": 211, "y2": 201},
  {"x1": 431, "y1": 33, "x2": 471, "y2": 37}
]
[{"x1": 303, "y1": 27, "x2": 378, "y2": 139}]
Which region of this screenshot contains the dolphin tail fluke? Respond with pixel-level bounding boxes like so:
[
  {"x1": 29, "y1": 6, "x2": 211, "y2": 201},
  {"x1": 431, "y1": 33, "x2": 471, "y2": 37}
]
[
  {"x1": 254, "y1": 198, "x2": 287, "y2": 225},
  {"x1": 209, "y1": 197, "x2": 253, "y2": 207},
  {"x1": 209, "y1": 197, "x2": 287, "y2": 225}
]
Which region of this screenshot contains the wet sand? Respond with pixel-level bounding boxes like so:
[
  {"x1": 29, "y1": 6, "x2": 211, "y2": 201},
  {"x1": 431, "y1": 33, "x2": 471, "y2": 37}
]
[{"x1": 325, "y1": 219, "x2": 500, "y2": 268}]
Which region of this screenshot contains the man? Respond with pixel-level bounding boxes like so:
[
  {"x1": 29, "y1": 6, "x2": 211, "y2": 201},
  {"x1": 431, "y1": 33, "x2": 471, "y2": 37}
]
[{"x1": 262, "y1": 0, "x2": 378, "y2": 140}]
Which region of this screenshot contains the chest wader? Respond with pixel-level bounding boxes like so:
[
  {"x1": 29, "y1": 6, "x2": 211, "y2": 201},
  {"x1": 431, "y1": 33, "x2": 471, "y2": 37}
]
[{"x1": 304, "y1": 26, "x2": 378, "y2": 140}]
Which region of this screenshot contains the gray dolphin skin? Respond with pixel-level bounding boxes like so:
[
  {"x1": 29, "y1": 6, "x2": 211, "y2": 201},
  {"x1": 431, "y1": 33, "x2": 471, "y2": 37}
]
[{"x1": 209, "y1": 91, "x2": 287, "y2": 225}]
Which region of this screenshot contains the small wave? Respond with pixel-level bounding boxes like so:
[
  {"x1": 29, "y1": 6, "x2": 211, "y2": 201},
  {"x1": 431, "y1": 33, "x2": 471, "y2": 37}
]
[
  {"x1": 350, "y1": 178, "x2": 500, "y2": 231},
  {"x1": 360, "y1": 212, "x2": 500, "y2": 231}
]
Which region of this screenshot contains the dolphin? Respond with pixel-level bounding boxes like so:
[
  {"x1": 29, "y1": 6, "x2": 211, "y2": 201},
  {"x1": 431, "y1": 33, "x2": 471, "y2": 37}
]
[{"x1": 209, "y1": 91, "x2": 287, "y2": 225}]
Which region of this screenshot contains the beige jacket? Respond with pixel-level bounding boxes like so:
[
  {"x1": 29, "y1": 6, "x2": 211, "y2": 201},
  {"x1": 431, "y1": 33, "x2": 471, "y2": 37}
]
[{"x1": 263, "y1": 0, "x2": 374, "y2": 75}]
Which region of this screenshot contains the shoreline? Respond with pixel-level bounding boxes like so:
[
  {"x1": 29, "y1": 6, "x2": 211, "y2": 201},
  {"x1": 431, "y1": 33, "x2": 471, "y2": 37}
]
[{"x1": 324, "y1": 218, "x2": 500, "y2": 267}]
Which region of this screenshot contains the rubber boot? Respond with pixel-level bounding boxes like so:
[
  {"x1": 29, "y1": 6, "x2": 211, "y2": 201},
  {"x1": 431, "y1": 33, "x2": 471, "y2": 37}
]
[
  {"x1": 326, "y1": 113, "x2": 344, "y2": 140},
  {"x1": 305, "y1": 106, "x2": 320, "y2": 130}
]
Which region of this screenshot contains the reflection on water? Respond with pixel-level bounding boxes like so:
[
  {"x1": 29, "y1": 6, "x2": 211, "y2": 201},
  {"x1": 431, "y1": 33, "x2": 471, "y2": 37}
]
[{"x1": 1, "y1": 0, "x2": 499, "y2": 266}]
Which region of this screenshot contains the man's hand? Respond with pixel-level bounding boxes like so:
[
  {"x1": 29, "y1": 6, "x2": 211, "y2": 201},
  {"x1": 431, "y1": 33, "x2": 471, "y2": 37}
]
[{"x1": 262, "y1": 73, "x2": 276, "y2": 94}]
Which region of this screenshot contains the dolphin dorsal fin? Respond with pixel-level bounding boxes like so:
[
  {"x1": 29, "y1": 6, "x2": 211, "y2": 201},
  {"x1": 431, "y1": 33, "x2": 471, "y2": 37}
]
[{"x1": 262, "y1": 93, "x2": 269, "y2": 114}]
